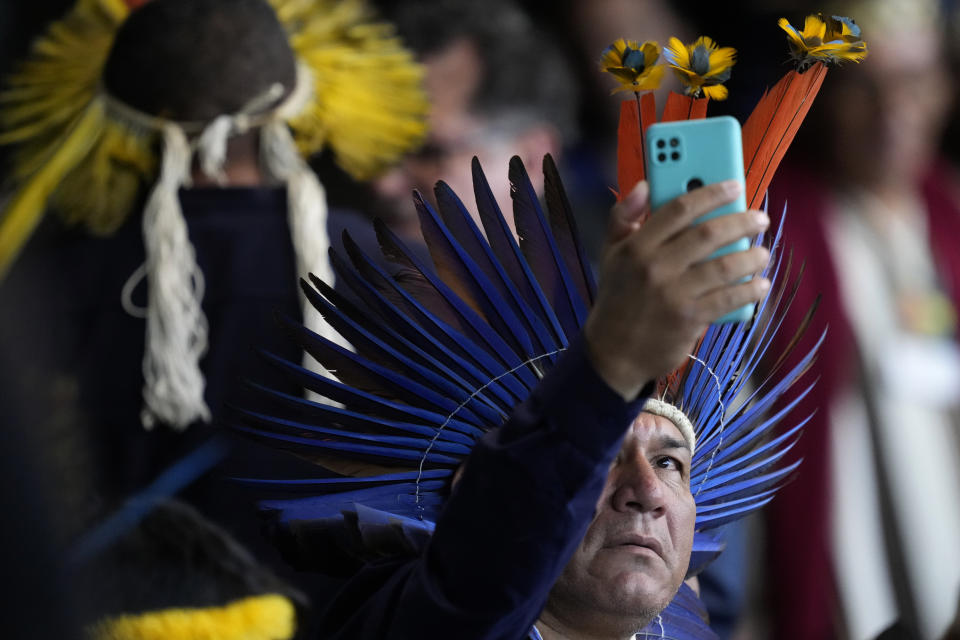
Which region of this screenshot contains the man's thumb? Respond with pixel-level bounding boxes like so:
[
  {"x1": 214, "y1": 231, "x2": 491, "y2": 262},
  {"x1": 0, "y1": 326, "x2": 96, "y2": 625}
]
[{"x1": 607, "y1": 181, "x2": 648, "y2": 244}]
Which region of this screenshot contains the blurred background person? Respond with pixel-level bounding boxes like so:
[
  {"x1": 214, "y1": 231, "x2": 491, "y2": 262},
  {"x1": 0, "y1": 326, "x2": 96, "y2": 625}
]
[
  {"x1": 326, "y1": 0, "x2": 579, "y2": 258},
  {"x1": 763, "y1": 1, "x2": 960, "y2": 638},
  {"x1": 0, "y1": 0, "x2": 427, "y2": 610}
]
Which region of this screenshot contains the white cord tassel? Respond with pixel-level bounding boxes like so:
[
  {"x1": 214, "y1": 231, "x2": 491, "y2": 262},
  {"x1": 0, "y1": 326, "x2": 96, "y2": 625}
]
[
  {"x1": 139, "y1": 123, "x2": 211, "y2": 430},
  {"x1": 196, "y1": 114, "x2": 232, "y2": 185},
  {"x1": 261, "y1": 120, "x2": 349, "y2": 389}
]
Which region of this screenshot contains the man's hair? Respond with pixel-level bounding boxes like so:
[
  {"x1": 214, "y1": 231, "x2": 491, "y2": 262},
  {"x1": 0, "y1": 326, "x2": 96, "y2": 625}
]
[
  {"x1": 384, "y1": 0, "x2": 579, "y2": 142},
  {"x1": 103, "y1": 0, "x2": 297, "y2": 121}
]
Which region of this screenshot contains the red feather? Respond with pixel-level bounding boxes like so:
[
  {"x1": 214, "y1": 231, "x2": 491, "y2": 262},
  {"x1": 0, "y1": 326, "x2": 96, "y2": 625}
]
[
  {"x1": 615, "y1": 93, "x2": 656, "y2": 201},
  {"x1": 661, "y1": 92, "x2": 708, "y2": 123},
  {"x1": 742, "y1": 63, "x2": 827, "y2": 209}
]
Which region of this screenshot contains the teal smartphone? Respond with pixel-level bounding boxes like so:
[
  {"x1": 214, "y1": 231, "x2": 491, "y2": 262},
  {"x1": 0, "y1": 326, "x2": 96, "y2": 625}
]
[{"x1": 645, "y1": 115, "x2": 754, "y2": 324}]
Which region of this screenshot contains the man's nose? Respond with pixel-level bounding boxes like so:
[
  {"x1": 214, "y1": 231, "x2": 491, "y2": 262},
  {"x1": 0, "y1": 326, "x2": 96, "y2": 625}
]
[{"x1": 609, "y1": 457, "x2": 667, "y2": 515}]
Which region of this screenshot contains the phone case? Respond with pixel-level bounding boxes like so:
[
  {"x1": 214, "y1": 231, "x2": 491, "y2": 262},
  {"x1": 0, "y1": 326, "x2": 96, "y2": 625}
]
[{"x1": 645, "y1": 115, "x2": 753, "y2": 323}]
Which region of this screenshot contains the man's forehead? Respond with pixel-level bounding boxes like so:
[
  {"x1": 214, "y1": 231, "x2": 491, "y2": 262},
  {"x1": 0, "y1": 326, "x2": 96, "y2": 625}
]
[
  {"x1": 628, "y1": 412, "x2": 689, "y2": 449},
  {"x1": 636, "y1": 400, "x2": 696, "y2": 454}
]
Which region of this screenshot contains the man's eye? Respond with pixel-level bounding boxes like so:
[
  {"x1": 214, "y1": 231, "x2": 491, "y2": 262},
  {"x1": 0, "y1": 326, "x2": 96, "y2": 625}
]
[{"x1": 655, "y1": 456, "x2": 680, "y2": 471}]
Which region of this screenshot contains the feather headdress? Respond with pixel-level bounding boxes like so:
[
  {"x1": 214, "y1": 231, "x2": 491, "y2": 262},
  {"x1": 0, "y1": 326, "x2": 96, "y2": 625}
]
[
  {"x1": 0, "y1": 0, "x2": 428, "y2": 429},
  {"x1": 232, "y1": 155, "x2": 821, "y2": 638}
]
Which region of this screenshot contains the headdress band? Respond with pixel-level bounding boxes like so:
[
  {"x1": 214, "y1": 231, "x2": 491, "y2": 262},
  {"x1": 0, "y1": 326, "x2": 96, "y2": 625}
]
[{"x1": 641, "y1": 398, "x2": 696, "y2": 455}]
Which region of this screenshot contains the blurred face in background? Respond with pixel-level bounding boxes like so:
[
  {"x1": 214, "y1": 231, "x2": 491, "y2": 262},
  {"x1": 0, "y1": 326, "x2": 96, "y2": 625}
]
[
  {"x1": 826, "y1": 24, "x2": 952, "y2": 193},
  {"x1": 372, "y1": 37, "x2": 559, "y2": 238}
]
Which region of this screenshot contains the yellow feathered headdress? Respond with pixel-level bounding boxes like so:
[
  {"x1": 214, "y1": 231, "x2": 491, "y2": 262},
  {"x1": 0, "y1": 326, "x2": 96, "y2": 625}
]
[{"x1": 0, "y1": 0, "x2": 428, "y2": 429}]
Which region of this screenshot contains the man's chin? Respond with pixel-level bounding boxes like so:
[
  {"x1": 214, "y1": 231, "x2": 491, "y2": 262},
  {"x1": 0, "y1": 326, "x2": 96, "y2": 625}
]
[{"x1": 598, "y1": 566, "x2": 681, "y2": 616}]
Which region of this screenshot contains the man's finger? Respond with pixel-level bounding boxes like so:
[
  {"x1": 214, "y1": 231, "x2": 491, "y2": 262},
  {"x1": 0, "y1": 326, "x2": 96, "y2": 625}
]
[
  {"x1": 694, "y1": 276, "x2": 771, "y2": 320},
  {"x1": 662, "y1": 209, "x2": 769, "y2": 268},
  {"x1": 675, "y1": 246, "x2": 771, "y2": 297},
  {"x1": 641, "y1": 180, "x2": 742, "y2": 248},
  {"x1": 606, "y1": 181, "x2": 649, "y2": 245}
]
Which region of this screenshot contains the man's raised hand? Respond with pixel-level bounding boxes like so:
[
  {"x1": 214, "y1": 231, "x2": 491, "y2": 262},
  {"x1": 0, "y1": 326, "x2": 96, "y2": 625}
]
[{"x1": 584, "y1": 180, "x2": 771, "y2": 400}]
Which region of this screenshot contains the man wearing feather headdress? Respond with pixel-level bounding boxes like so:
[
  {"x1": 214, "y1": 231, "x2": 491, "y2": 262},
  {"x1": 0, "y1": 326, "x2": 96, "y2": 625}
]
[
  {"x1": 224, "y1": 6, "x2": 851, "y2": 636},
  {"x1": 246, "y1": 172, "x2": 779, "y2": 640}
]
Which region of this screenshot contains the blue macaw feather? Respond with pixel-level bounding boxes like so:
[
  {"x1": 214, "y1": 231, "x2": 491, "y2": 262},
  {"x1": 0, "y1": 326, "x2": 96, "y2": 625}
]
[
  {"x1": 433, "y1": 180, "x2": 561, "y2": 364},
  {"x1": 684, "y1": 209, "x2": 790, "y2": 423},
  {"x1": 719, "y1": 210, "x2": 792, "y2": 405},
  {"x1": 326, "y1": 255, "x2": 521, "y2": 411},
  {"x1": 691, "y1": 327, "x2": 822, "y2": 467},
  {"x1": 346, "y1": 227, "x2": 538, "y2": 395},
  {"x1": 542, "y1": 154, "x2": 597, "y2": 306},
  {"x1": 234, "y1": 408, "x2": 474, "y2": 456},
  {"x1": 686, "y1": 548, "x2": 725, "y2": 581},
  {"x1": 334, "y1": 237, "x2": 531, "y2": 402},
  {"x1": 702, "y1": 394, "x2": 813, "y2": 475},
  {"x1": 413, "y1": 190, "x2": 537, "y2": 361},
  {"x1": 306, "y1": 277, "x2": 514, "y2": 415},
  {"x1": 694, "y1": 495, "x2": 777, "y2": 529},
  {"x1": 723, "y1": 268, "x2": 802, "y2": 405},
  {"x1": 509, "y1": 156, "x2": 588, "y2": 340},
  {"x1": 257, "y1": 350, "x2": 487, "y2": 435},
  {"x1": 275, "y1": 313, "x2": 494, "y2": 427},
  {"x1": 232, "y1": 423, "x2": 463, "y2": 466},
  {"x1": 693, "y1": 487, "x2": 779, "y2": 515},
  {"x1": 373, "y1": 219, "x2": 541, "y2": 390},
  {"x1": 704, "y1": 330, "x2": 824, "y2": 456},
  {"x1": 686, "y1": 321, "x2": 736, "y2": 424},
  {"x1": 261, "y1": 485, "x2": 447, "y2": 523},
  {"x1": 692, "y1": 438, "x2": 800, "y2": 497},
  {"x1": 693, "y1": 463, "x2": 799, "y2": 504},
  {"x1": 232, "y1": 469, "x2": 452, "y2": 494},
  {"x1": 296, "y1": 282, "x2": 511, "y2": 421},
  {"x1": 692, "y1": 382, "x2": 809, "y2": 470},
  {"x1": 694, "y1": 411, "x2": 808, "y2": 479},
  {"x1": 242, "y1": 381, "x2": 480, "y2": 444},
  {"x1": 471, "y1": 158, "x2": 568, "y2": 348}
]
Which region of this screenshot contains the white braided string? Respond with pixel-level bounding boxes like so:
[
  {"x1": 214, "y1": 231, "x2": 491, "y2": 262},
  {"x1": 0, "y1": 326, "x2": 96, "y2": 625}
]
[
  {"x1": 686, "y1": 353, "x2": 725, "y2": 497},
  {"x1": 138, "y1": 123, "x2": 210, "y2": 430}
]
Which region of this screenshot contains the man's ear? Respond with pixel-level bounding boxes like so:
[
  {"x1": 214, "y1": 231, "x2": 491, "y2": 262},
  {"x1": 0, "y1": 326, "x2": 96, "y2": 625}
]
[{"x1": 516, "y1": 123, "x2": 562, "y2": 193}]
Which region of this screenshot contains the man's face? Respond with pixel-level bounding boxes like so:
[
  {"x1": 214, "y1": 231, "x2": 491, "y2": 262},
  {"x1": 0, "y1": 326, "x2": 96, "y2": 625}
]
[{"x1": 546, "y1": 412, "x2": 696, "y2": 630}]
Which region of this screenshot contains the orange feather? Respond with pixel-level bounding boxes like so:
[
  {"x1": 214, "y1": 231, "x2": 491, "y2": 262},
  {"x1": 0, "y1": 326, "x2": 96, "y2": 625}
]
[
  {"x1": 661, "y1": 92, "x2": 708, "y2": 123},
  {"x1": 615, "y1": 93, "x2": 656, "y2": 201},
  {"x1": 742, "y1": 62, "x2": 827, "y2": 209}
]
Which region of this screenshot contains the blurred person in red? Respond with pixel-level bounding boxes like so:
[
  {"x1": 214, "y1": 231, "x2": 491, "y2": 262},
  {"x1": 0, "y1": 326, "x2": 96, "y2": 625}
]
[{"x1": 765, "y1": 1, "x2": 960, "y2": 638}]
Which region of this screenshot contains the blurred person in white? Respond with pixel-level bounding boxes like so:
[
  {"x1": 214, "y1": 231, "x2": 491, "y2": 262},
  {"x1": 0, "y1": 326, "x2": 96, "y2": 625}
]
[{"x1": 765, "y1": 1, "x2": 960, "y2": 638}]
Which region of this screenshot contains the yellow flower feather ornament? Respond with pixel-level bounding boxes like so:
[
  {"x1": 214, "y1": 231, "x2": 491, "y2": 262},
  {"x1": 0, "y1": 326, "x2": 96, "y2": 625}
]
[
  {"x1": 664, "y1": 36, "x2": 736, "y2": 100},
  {"x1": 778, "y1": 14, "x2": 868, "y2": 69},
  {"x1": 599, "y1": 39, "x2": 666, "y2": 94}
]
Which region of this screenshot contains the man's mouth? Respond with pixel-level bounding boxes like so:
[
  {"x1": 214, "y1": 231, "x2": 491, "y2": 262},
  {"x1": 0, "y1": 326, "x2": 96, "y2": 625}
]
[{"x1": 607, "y1": 534, "x2": 663, "y2": 557}]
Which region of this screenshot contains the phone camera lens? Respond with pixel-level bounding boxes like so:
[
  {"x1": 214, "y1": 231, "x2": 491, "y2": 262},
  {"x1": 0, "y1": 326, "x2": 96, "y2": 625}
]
[
  {"x1": 656, "y1": 139, "x2": 666, "y2": 149},
  {"x1": 657, "y1": 153, "x2": 667, "y2": 162},
  {"x1": 670, "y1": 137, "x2": 680, "y2": 147},
  {"x1": 671, "y1": 151, "x2": 680, "y2": 160}
]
